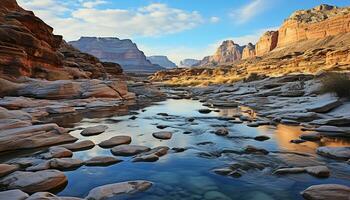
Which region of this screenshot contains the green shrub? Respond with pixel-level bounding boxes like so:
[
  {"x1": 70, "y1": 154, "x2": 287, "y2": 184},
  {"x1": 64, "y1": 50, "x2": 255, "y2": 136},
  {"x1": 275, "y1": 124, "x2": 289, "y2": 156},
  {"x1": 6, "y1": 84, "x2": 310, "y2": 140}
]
[{"x1": 320, "y1": 73, "x2": 350, "y2": 98}]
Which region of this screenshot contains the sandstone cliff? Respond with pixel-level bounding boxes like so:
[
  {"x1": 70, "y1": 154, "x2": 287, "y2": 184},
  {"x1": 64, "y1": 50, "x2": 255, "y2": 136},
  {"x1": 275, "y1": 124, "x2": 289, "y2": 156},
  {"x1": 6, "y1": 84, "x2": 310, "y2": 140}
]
[
  {"x1": 242, "y1": 43, "x2": 256, "y2": 60},
  {"x1": 255, "y1": 31, "x2": 278, "y2": 57},
  {"x1": 0, "y1": 0, "x2": 124, "y2": 81},
  {"x1": 147, "y1": 56, "x2": 176, "y2": 69},
  {"x1": 151, "y1": 4, "x2": 350, "y2": 85},
  {"x1": 69, "y1": 37, "x2": 165, "y2": 73},
  {"x1": 197, "y1": 40, "x2": 243, "y2": 66}
]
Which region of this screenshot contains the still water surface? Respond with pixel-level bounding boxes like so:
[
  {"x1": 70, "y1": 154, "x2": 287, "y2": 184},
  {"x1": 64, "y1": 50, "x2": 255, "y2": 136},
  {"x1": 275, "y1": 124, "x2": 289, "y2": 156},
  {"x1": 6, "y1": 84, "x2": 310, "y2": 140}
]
[{"x1": 55, "y1": 99, "x2": 350, "y2": 200}]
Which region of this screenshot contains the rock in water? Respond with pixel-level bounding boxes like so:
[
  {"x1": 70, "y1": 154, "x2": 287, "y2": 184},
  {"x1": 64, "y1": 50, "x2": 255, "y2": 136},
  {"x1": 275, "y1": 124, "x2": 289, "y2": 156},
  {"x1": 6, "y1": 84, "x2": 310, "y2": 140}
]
[
  {"x1": 81, "y1": 125, "x2": 108, "y2": 136},
  {"x1": 26, "y1": 192, "x2": 84, "y2": 200},
  {"x1": 215, "y1": 128, "x2": 229, "y2": 136},
  {"x1": 85, "y1": 181, "x2": 152, "y2": 200},
  {"x1": 316, "y1": 146, "x2": 350, "y2": 160},
  {"x1": 0, "y1": 170, "x2": 67, "y2": 193},
  {"x1": 111, "y1": 145, "x2": 151, "y2": 156},
  {"x1": 0, "y1": 189, "x2": 29, "y2": 200},
  {"x1": 0, "y1": 164, "x2": 18, "y2": 177},
  {"x1": 59, "y1": 140, "x2": 95, "y2": 151},
  {"x1": 152, "y1": 131, "x2": 173, "y2": 140},
  {"x1": 85, "y1": 156, "x2": 121, "y2": 166},
  {"x1": 301, "y1": 184, "x2": 350, "y2": 200},
  {"x1": 98, "y1": 136, "x2": 132, "y2": 148}
]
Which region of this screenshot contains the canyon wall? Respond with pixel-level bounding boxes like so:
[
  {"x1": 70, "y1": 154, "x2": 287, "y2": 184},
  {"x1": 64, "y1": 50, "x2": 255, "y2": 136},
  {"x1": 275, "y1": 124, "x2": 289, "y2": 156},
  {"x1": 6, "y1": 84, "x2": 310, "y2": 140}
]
[
  {"x1": 147, "y1": 56, "x2": 176, "y2": 69},
  {"x1": 0, "y1": 0, "x2": 124, "y2": 81},
  {"x1": 69, "y1": 37, "x2": 165, "y2": 73},
  {"x1": 241, "y1": 43, "x2": 256, "y2": 60},
  {"x1": 255, "y1": 31, "x2": 278, "y2": 57}
]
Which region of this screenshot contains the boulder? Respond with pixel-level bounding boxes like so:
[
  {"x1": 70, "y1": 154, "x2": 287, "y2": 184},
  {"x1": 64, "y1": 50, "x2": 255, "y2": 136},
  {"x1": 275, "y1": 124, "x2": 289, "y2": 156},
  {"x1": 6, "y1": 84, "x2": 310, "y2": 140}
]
[
  {"x1": 152, "y1": 131, "x2": 173, "y2": 140},
  {"x1": 81, "y1": 125, "x2": 108, "y2": 136},
  {"x1": 0, "y1": 170, "x2": 67, "y2": 193},
  {"x1": 98, "y1": 136, "x2": 131, "y2": 148},
  {"x1": 301, "y1": 184, "x2": 350, "y2": 200},
  {"x1": 111, "y1": 145, "x2": 151, "y2": 156},
  {"x1": 85, "y1": 156, "x2": 121, "y2": 166},
  {"x1": 133, "y1": 146, "x2": 169, "y2": 162},
  {"x1": 85, "y1": 180, "x2": 152, "y2": 200},
  {"x1": 0, "y1": 189, "x2": 29, "y2": 200},
  {"x1": 300, "y1": 132, "x2": 321, "y2": 141}
]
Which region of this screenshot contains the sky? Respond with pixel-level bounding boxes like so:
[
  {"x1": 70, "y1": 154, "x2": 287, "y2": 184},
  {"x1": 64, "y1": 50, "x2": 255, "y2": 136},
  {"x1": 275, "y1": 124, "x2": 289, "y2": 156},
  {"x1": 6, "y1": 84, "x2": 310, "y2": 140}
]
[{"x1": 18, "y1": 0, "x2": 350, "y2": 64}]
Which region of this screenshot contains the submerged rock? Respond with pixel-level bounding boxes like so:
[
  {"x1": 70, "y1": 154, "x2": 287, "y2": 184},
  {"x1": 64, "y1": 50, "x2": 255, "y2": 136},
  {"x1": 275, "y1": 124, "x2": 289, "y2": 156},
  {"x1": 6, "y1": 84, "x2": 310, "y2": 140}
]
[
  {"x1": 152, "y1": 131, "x2": 173, "y2": 140},
  {"x1": 243, "y1": 145, "x2": 269, "y2": 155},
  {"x1": 98, "y1": 136, "x2": 131, "y2": 148},
  {"x1": 274, "y1": 166, "x2": 330, "y2": 178},
  {"x1": 26, "y1": 192, "x2": 84, "y2": 200},
  {"x1": 198, "y1": 109, "x2": 212, "y2": 114},
  {"x1": 0, "y1": 170, "x2": 67, "y2": 193},
  {"x1": 301, "y1": 184, "x2": 350, "y2": 200},
  {"x1": 111, "y1": 145, "x2": 151, "y2": 156},
  {"x1": 215, "y1": 128, "x2": 229, "y2": 136},
  {"x1": 80, "y1": 125, "x2": 108, "y2": 136},
  {"x1": 85, "y1": 180, "x2": 152, "y2": 200},
  {"x1": 254, "y1": 135, "x2": 270, "y2": 141}
]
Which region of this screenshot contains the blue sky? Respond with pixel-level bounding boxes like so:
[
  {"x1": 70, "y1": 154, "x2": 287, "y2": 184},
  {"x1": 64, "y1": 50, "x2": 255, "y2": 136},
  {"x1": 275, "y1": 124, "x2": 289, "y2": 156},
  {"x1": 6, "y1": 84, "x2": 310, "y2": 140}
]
[{"x1": 18, "y1": 0, "x2": 350, "y2": 64}]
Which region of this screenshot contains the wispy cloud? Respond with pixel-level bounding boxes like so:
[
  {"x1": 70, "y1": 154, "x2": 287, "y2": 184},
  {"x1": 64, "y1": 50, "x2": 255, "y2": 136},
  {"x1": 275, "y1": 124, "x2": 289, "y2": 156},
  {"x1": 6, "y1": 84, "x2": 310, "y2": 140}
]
[
  {"x1": 210, "y1": 16, "x2": 220, "y2": 23},
  {"x1": 230, "y1": 0, "x2": 271, "y2": 24},
  {"x1": 17, "y1": 1, "x2": 204, "y2": 41}
]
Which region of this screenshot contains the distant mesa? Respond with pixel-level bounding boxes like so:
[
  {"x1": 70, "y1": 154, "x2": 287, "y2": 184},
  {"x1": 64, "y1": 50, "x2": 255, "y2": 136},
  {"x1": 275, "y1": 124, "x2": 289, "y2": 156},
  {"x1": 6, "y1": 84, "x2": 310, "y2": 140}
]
[
  {"x1": 147, "y1": 56, "x2": 177, "y2": 69},
  {"x1": 69, "y1": 37, "x2": 165, "y2": 73},
  {"x1": 179, "y1": 59, "x2": 200, "y2": 67}
]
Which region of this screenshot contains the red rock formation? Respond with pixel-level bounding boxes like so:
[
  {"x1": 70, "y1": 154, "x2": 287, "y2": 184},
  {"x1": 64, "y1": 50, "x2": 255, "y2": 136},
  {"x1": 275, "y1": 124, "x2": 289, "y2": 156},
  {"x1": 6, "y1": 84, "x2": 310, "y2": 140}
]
[
  {"x1": 242, "y1": 43, "x2": 256, "y2": 60},
  {"x1": 277, "y1": 5, "x2": 350, "y2": 48},
  {"x1": 0, "y1": 0, "x2": 64, "y2": 79},
  {"x1": 198, "y1": 40, "x2": 243, "y2": 66},
  {"x1": 0, "y1": 0, "x2": 124, "y2": 81},
  {"x1": 255, "y1": 31, "x2": 278, "y2": 57}
]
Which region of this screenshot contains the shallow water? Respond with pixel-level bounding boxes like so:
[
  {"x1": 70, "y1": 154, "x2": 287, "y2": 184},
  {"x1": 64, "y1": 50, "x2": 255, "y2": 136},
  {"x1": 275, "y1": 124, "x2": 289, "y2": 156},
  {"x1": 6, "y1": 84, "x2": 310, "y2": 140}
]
[{"x1": 17, "y1": 99, "x2": 350, "y2": 199}]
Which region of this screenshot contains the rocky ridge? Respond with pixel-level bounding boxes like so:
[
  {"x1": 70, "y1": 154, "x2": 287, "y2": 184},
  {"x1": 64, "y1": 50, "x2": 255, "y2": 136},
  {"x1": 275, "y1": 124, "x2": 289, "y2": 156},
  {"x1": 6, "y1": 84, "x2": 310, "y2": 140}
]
[
  {"x1": 69, "y1": 37, "x2": 165, "y2": 73},
  {"x1": 147, "y1": 56, "x2": 177, "y2": 69}
]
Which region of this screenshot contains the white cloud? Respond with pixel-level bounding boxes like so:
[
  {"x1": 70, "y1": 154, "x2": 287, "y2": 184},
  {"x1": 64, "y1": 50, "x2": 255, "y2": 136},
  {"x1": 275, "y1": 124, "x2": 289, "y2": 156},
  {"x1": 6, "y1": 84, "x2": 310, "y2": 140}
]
[
  {"x1": 210, "y1": 16, "x2": 220, "y2": 23},
  {"x1": 17, "y1": 1, "x2": 204, "y2": 41},
  {"x1": 230, "y1": 0, "x2": 270, "y2": 24},
  {"x1": 82, "y1": 0, "x2": 107, "y2": 8}
]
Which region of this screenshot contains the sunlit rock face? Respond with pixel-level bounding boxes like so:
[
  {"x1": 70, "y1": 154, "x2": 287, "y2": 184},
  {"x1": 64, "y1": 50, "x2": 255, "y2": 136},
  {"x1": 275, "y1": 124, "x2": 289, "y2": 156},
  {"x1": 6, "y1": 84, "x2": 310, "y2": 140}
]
[
  {"x1": 242, "y1": 43, "x2": 256, "y2": 60},
  {"x1": 69, "y1": 37, "x2": 165, "y2": 73},
  {"x1": 277, "y1": 4, "x2": 350, "y2": 48},
  {"x1": 147, "y1": 56, "x2": 176, "y2": 69},
  {"x1": 198, "y1": 40, "x2": 243, "y2": 66},
  {"x1": 255, "y1": 31, "x2": 278, "y2": 57},
  {"x1": 0, "y1": 0, "x2": 63, "y2": 79}
]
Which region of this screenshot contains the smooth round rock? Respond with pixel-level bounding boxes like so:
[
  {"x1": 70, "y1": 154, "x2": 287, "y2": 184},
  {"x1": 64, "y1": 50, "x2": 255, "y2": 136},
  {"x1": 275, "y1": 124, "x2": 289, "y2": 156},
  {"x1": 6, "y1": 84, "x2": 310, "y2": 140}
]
[
  {"x1": 59, "y1": 140, "x2": 95, "y2": 151},
  {"x1": 0, "y1": 164, "x2": 18, "y2": 177},
  {"x1": 152, "y1": 131, "x2": 172, "y2": 140},
  {"x1": 98, "y1": 136, "x2": 131, "y2": 148},
  {"x1": 301, "y1": 184, "x2": 350, "y2": 200},
  {"x1": 0, "y1": 189, "x2": 29, "y2": 200},
  {"x1": 111, "y1": 145, "x2": 151, "y2": 156},
  {"x1": 81, "y1": 125, "x2": 108, "y2": 136}
]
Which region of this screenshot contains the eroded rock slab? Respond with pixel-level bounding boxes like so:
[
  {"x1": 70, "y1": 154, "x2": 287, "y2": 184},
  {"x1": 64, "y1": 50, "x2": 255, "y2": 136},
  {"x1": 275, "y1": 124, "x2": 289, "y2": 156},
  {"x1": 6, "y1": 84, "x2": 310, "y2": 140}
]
[
  {"x1": 59, "y1": 140, "x2": 95, "y2": 151},
  {"x1": 133, "y1": 146, "x2": 169, "y2": 162},
  {"x1": 0, "y1": 164, "x2": 18, "y2": 177},
  {"x1": 85, "y1": 180, "x2": 152, "y2": 200},
  {"x1": 317, "y1": 146, "x2": 350, "y2": 160},
  {"x1": 301, "y1": 184, "x2": 350, "y2": 200},
  {"x1": 0, "y1": 170, "x2": 67, "y2": 193}
]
